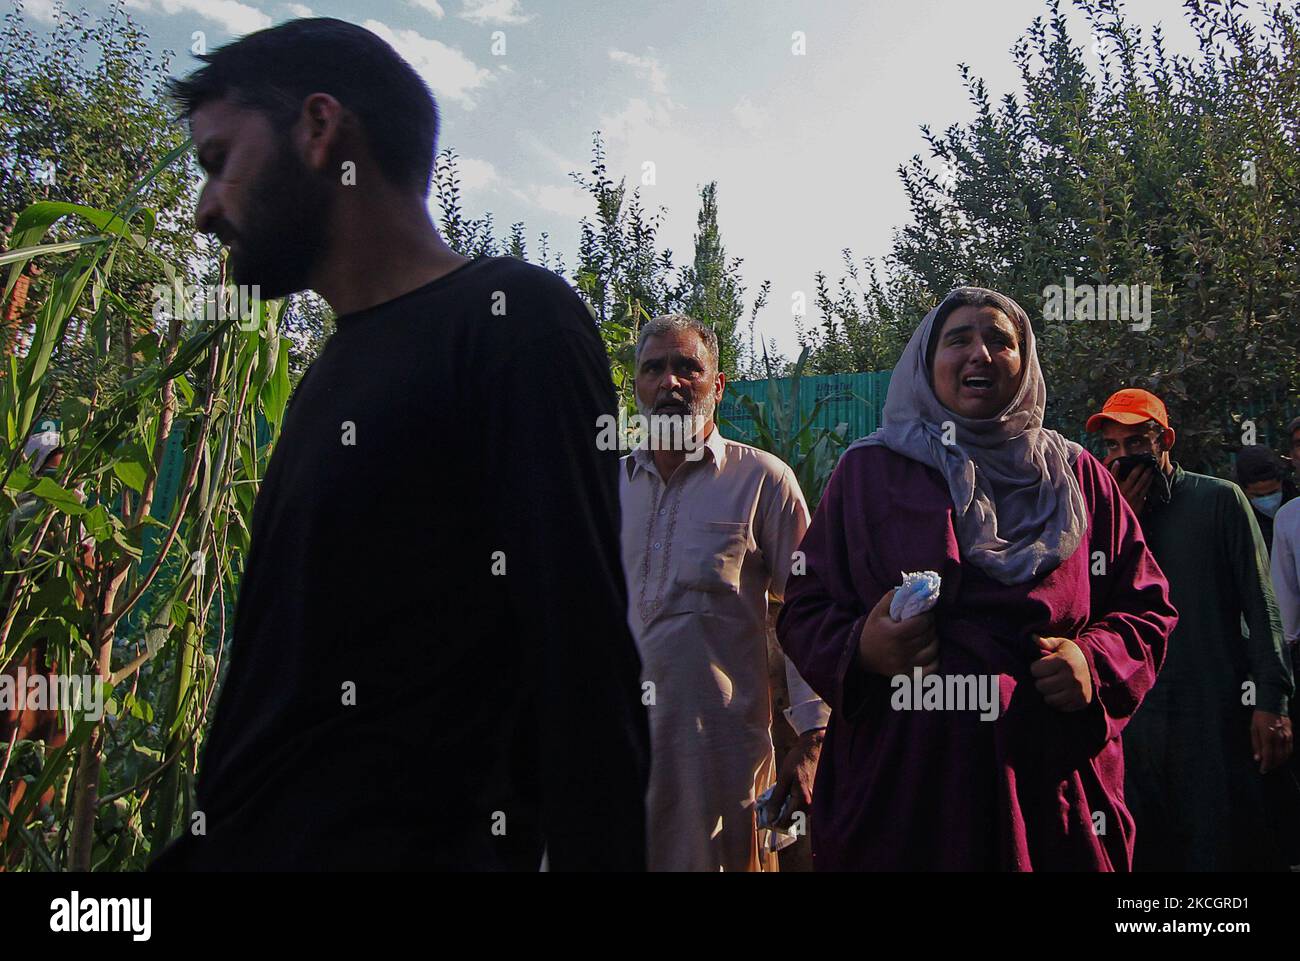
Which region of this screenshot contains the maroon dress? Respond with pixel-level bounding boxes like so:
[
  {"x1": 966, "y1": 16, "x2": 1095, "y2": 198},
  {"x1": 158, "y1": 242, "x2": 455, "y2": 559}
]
[{"x1": 776, "y1": 445, "x2": 1177, "y2": 871}]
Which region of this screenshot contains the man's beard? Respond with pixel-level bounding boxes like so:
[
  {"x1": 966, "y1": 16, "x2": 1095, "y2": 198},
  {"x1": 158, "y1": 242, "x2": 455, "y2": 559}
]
[
  {"x1": 224, "y1": 142, "x2": 333, "y2": 298},
  {"x1": 636, "y1": 390, "x2": 715, "y2": 449}
]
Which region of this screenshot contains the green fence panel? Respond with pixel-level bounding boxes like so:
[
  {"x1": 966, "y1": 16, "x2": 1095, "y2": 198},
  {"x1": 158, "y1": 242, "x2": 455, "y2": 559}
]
[
  {"x1": 720, "y1": 371, "x2": 893, "y2": 445},
  {"x1": 121, "y1": 413, "x2": 272, "y2": 640},
  {"x1": 723, "y1": 374, "x2": 1294, "y2": 469}
]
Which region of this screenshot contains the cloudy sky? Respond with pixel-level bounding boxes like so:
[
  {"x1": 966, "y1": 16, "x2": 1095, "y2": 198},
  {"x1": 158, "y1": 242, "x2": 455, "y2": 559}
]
[{"x1": 21, "y1": 0, "x2": 1205, "y2": 355}]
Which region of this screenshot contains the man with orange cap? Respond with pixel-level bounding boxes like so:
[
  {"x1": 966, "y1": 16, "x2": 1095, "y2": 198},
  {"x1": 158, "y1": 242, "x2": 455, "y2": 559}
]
[{"x1": 1087, "y1": 388, "x2": 1294, "y2": 870}]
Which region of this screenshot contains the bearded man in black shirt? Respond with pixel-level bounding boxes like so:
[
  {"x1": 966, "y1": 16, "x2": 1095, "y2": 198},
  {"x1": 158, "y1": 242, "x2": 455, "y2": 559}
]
[{"x1": 150, "y1": 17, "x2": 649, "y2": 871}]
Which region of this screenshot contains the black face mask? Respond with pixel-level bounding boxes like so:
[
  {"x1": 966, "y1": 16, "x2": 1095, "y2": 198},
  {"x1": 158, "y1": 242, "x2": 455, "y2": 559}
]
[
  {"x1": 1113, "y1": 453, "x2": 1172, "y2": 508},
  {"x1": 1113, "y1": 452, "x2": 1157, "y2": 482}
]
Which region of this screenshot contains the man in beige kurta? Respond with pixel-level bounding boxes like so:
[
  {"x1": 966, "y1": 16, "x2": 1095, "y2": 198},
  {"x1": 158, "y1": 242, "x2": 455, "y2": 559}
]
[{"x1": 620, "y1": 314, "x2": 829, "y2": 872}]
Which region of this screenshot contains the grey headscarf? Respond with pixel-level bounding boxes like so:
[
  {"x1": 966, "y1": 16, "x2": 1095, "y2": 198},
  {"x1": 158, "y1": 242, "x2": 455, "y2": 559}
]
[{"x1": 850, "y1": 287, "x2": 1087, "y2": 585}]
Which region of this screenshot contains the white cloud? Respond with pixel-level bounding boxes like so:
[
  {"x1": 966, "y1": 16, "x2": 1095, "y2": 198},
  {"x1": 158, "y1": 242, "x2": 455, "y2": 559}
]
[
  {"x1": 600, "y1": 50, "x2": 685, "y2": 166},
  {"x1": 284, "y1": 2, "x2": 313, "y2": 15},
  {"x1": 520, "y1": 133, "x2": 581, "y2": 179},
  {"x1": 21, "y1": 0, "x2": 58, "y2": 24},
  {"x1": 459, "y1": 0, "x2": 531, "y2": 26},
  {"x1": 732, "y1": 96, "x2": 768, "y2": 133},
  {"x1": 457, "y1": 156, "x2": 499, "y2": 191},
  {"x1": 599, "y1": 96, "x2": 678, "y2": 153},
  {"x1": 122, "y1": 0, "x2": 271, "y2": 36},
  {"x1": 510, "y1": 183, "x2": 591, "y2": 219},
  {"x1": 407, "y1": 0, "x2": 446, "y2": 19},
  {"x1": 361, "y1": 19, "x2": 493, "y2": 109},
  {"x1": 608, "y1": 49, "x2": 669, "y2": 97},
  {"x1": 154, "y1": 0, "x2": 273, "y2": 35},
  {"x1": 602, "y1": 48, "x2": 681, "y2": 156}
]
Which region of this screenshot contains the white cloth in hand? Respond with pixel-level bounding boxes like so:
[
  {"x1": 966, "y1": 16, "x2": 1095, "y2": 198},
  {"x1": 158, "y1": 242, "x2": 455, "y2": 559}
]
[{"x1": 889, "y1": 570, "x2": 941, "y2": 621}]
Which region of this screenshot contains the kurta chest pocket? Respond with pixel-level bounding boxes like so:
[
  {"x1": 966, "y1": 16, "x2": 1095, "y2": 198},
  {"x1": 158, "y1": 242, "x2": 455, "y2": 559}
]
[{"x1": 677, "y1": 521, "x2": 750, "y2": 594}]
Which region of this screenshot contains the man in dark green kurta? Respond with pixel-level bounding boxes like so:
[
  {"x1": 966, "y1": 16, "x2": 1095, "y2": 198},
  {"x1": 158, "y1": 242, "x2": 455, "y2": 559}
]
[{"x1": 1088, "y1": 389, "x2": 1295, "y2": 870}]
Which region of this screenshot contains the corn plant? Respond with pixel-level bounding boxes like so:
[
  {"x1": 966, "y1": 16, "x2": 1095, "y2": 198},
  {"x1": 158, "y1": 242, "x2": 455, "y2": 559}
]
[{"x1": 0, "y1": 145, "x2": 286, "y2": 871}]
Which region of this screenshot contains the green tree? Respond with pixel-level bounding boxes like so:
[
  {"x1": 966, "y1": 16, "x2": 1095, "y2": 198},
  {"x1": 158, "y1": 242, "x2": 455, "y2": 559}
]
[
  {"x1": 862, "y1": 0, "x2": 1300, "y2": 471},
  {"x1": 0, "y1": 1, "x2": 199, "y2": 386},
  {"x1": 681, "y1": 182, "x2": 745, "y2": 376},
  {"x1": 798, "y1": 250, "x2": 923, "y2": 376}
]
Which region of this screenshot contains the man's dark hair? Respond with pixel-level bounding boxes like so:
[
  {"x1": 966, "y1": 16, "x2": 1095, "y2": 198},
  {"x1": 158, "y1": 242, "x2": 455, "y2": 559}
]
[
  {"x1": 1236, "y1": 444, "x2": 1284, "y2": 486},
  {"x1": 1289, "y1": 415, "x2": 1300, "y2": 442},
  {"x1": 168, "y1": 18, "x2": 439, "y2": 195}
]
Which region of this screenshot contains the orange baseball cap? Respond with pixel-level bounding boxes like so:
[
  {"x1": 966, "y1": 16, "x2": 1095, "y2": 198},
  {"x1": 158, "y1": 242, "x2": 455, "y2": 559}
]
[{"x1": 1085, "y1": 388, "x2": 1175, "y2": 444}]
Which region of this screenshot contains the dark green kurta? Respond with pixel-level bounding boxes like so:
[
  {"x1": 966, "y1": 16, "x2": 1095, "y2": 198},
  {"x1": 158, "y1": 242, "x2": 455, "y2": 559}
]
[{"x1": 1124, "y1": 463, "x2": 1295, "y2": 870}]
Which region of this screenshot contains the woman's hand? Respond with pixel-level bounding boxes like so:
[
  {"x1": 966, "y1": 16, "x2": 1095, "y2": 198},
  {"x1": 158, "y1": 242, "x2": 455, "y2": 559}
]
[
  {"x1": 1031, "y1": 634, "x2": 1093, "y2": 711},
  {"x1": 857, "y1": 589, "x2": 939, "y2": 678}
]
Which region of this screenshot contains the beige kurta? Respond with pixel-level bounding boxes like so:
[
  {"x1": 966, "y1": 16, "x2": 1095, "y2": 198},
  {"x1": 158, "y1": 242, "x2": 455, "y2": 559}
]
[{"x1": 620, "y1": 427, "x2": 830, "y2": 872}]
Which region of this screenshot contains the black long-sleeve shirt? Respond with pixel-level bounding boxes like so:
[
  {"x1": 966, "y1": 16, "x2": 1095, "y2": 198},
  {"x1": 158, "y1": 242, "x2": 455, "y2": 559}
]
[{"x1": 151, "y1": 256, "x2": 649, "y2": 871}]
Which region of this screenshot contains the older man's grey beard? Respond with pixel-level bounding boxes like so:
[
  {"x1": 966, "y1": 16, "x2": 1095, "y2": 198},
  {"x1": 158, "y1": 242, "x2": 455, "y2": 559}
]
[{"x1": 636, "y1": 391, "x2": 716, "y2": 450}]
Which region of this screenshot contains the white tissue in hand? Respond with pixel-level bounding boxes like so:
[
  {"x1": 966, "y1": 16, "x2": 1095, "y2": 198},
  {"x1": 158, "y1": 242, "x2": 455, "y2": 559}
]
[{"x1": 889, "y1": 570, "x2": 941, "y2": 621}]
